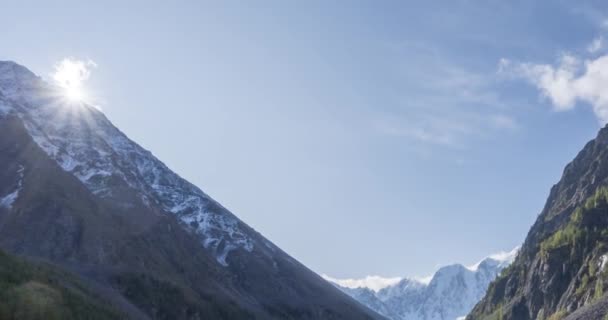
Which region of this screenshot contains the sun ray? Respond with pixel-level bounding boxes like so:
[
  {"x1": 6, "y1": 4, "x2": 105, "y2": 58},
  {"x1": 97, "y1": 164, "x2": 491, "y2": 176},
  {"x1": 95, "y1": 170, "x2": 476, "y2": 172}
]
[{"x1": 52, "y1": 58, "x2": 95, "y2": 103}]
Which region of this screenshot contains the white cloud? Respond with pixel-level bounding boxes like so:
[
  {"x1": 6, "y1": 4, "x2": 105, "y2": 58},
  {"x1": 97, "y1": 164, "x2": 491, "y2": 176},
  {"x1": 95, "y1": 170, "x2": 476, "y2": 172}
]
[
  {"x1": 321, "y1": 274, "x2": 403, "y2": 292},
  {"x1": 500, "y1": 52, "x2": 608, "y2": 123},
  {"x1": 467, "y1": 246, "x2": 520, "y2": 271},
  {"x1": 488, "y1": 246, "x2": 520, "y2": 262},
  {"x1": 414, "y1": 275, "x2": 433, "y2": 285}
]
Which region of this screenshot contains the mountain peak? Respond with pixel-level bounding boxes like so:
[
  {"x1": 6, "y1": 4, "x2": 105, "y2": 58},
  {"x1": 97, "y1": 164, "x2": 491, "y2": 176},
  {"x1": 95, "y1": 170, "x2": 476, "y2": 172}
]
[
  {"x1": 0, "y1": 64, "x2": 256, "y2": 266},
  {"x1": 467, "y1": 246, "x2": 519, "y2": 271},
  {"x1": 0, "y1": 60, "x2": 29, "y2": 71},
  {"x1": 328, "y1": 249, "x2": 515, "y2": 320},
  {"x1": 0, "y1": 60, "x2": 384, "y2": 319},
  {"x1": 469, "y1": 125, "x2": 608, "y2": 319},
  {"x1": 0, "y1": 60, "x2": 40, "y2": 98},
  {"x1": 596, "y1": 122, "x2": 608, "y2": 145},
  {"x1": 0, "y1": 60, "x2": 39, "y2": 82}
]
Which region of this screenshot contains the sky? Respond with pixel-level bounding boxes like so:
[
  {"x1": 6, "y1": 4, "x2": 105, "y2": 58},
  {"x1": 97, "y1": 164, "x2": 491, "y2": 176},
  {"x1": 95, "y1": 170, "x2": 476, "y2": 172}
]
[{"x1": 2, "y1": 0, "x2": 608, "y2": 281}]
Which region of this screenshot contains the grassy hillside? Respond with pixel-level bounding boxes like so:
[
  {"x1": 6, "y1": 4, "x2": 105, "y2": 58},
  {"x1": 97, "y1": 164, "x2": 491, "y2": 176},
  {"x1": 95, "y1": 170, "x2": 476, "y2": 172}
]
[{"x1": 0, "y1": 249, "x2": 123, "y2": 320}]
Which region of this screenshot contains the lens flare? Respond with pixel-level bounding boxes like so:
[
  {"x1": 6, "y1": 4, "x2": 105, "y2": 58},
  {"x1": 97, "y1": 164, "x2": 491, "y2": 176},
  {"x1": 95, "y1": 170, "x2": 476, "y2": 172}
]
[{"x1": 52, "y1": 58, "x2": 95, "y2": 102}]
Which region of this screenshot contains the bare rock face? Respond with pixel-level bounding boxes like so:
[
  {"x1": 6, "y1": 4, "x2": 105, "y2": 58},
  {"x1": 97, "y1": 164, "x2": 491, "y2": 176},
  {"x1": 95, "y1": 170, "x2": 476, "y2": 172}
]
[
  {"x1": 468, "y1": 125, "x2": 608, "y2": 320},
  {"x1": 0, "y1": 61, "x2": 384, "y2": 320}
]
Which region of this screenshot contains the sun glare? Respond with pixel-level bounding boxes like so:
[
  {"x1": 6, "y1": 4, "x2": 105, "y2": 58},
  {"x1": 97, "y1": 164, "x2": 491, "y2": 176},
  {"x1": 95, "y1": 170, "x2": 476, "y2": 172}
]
[
  {"x1": 64, "y1": 84, "x2": 84, "y2": 101},
  {"x1": 52, "y1": 58, "x2": 95, "y2": 103}
]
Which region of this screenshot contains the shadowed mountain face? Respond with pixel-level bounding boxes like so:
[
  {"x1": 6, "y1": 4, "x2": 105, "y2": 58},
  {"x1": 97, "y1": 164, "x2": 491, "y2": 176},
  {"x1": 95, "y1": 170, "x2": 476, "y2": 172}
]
[
  {"x1": 468, "y1": 125, "x2": 608, "y2": 320},
  {"x1": 0, "y1": 248, "x2": 125, "y2": 320},
  {"x1": 0, "y1": 61, "x2": 383, "y2": 320}
]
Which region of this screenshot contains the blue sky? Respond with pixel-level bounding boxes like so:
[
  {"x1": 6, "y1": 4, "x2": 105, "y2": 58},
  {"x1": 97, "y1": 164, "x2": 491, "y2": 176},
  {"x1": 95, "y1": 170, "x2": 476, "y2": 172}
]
[{"x1": 2, "y1": 0, "x2": 608, "y2": 280}]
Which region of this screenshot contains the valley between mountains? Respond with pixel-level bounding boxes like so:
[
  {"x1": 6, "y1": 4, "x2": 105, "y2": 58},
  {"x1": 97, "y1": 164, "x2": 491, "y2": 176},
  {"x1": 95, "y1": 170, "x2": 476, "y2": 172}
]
[{"x1": 4, "y1": 58, "x2": 608, "y2": 320}]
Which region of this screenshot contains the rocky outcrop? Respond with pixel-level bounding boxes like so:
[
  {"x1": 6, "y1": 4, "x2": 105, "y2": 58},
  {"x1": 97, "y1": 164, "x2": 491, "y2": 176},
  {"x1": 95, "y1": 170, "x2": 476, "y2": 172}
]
[{"x1": 468, "y1": 125, "x2": 608, "y2": 320}]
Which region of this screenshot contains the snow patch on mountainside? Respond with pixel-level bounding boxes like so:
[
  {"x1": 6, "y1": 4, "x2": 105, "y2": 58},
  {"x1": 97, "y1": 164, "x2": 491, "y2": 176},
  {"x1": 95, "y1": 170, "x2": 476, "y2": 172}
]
[
  {"x1": 0, "y1": 165, "x2": 24, "y2": 209},
  {"x1": 0, "y1": 60, "x2": 254, "y2": 266},
  {"x1": 326, "y1": 248, "x2": 519, "y2": 320}
]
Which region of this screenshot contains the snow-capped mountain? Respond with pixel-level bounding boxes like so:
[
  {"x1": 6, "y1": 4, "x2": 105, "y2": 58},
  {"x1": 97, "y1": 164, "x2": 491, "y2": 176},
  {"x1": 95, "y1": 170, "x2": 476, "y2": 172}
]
[
  {"x1": 0, "y1": 61, "x2": 252, "y2": 266},
  {"x1": 326, "y1": 248, "x2": 518, "y2": 320},
  {"x1": 0, "y1": 60, "x2": 383, "y2": 319}
]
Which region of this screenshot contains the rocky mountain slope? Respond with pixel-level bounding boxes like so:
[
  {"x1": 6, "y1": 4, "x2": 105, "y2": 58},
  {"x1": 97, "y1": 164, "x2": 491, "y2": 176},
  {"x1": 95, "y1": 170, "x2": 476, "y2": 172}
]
[
  {"x1": 0, "y1": 60, "x2": 383, "y2": 320},
  {"x1": 328, "y1": 250, "x2": 517, "y2": 320},
  {"x1": 468, "y1": 125, "x2": 608, "y2": 320}
]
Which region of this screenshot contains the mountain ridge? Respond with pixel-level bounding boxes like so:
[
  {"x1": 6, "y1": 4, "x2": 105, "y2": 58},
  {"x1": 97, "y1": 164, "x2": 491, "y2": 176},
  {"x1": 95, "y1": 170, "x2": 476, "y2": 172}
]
[
  {"x1": 468, "y1": 124, "x2": 608, "y2": 320},
  {"x1": 325, "y1": 248, "x2": 518, "y2": 320},
  {"x1": 0, "y1": 60, "x2": 384, "y2": 320}
]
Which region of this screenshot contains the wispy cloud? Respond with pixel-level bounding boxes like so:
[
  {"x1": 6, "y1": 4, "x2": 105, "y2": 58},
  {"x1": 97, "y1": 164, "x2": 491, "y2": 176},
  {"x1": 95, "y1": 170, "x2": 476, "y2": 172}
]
[
  {"x1": 588, "y1": 36, "x2": 604, "y2": 53},
  {"x1": 375, "y1": 111, "x2": 518, "y2": 148},
  {"x1": 373, "y1": 45, "x2": 519, "y2": 149}
]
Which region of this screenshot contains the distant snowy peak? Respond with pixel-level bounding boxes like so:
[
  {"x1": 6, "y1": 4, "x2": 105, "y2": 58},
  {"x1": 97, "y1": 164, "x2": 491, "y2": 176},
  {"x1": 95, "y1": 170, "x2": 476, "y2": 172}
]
[
  {"x1": 467, "y1": 246, "x2": 519, "y2": 271},
  {"x1": 0, "y1": 60, "x2": 255, "y2": 266},
  {"x1": 322, "y1": 274, "x2": 407, "y2": 292},
  {"x1": 325, "y1": 247, "x2": 519, "y2": 292},
  {"x1": 326, "y1": 247, "x2": 519, "y2": 320}
]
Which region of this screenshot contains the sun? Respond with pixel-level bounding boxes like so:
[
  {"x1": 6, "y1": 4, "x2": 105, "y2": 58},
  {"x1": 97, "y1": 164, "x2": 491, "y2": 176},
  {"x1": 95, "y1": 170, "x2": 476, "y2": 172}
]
[
  {"x1": 63, "y1": 84, "x2": 85, "y2": 101},
  {"x1": 52, "y1": 58, "x2": 95, "y2": 102}
]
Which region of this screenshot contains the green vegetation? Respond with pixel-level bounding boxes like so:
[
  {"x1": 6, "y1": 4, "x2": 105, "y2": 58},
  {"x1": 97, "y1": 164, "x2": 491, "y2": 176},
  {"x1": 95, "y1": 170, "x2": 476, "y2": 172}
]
[
  {"x1": 112, "y1": 272, "x2": 253, "y2": 320},
  {"x1": 479, "y1": 304, "x2": 504, "y2": 320},
  {"x1": 0, "y1": 249, "x2": 122, "y2": 320},
  {"x1": 539, "y1": 222, "x2": 584, "y2": 257},
  {"x1": 595, "y1": 278, "x2": 604, "y2": 300},
  {"x1": 474, "y1": 187, "x2": 608, "y2": 320},
  {"x1": 583, "y1": 187, "x2": 608, "y2": 211},
  {"x1": 546, "y1": 310, "x2": 567, "y2": 320},
  {"x1": 540, "y1": 187, "x2": 608, "y2": 257},
  {"x1": 539, "y1": 186, "x2": 608, "y2": 304},
  {"x1": 113, "y1": 272, "x2": 201, "y2": 319},
  {"x1": 576, "y1": 273, "x2": 590, "y2": 296}
]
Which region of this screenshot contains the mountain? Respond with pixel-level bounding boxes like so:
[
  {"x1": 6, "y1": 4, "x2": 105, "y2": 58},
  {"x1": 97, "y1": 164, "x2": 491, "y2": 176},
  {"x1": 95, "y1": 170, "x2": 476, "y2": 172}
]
[
  {"x1": 0, "y1": 60, "x2": 384, "y2": 320},
  {"x1": 326, "y1": 249, "x2": 517, "y2": 320},
  {"x1": 468, "y1": 125, "x2": 608, "y2": 320},
  {"x1": 0, "y1": 248, "x2": 125, "y2": 319}
]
